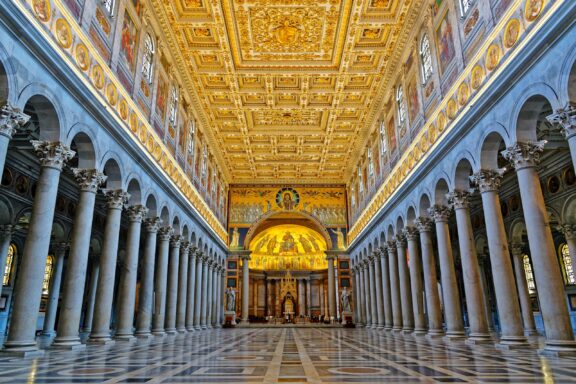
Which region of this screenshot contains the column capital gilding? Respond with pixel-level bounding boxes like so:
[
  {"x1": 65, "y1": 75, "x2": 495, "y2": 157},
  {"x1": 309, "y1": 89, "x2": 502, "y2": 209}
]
[
  {"x1": 72, "y1": 168, "x2": 107, "y2": 193},
  {"x1": 0, "y1": 104, "x2": 30, "y2": 139},
  {"x1": 31, "y1": 140, "x2": 75, "y2": 170},
  {"x1": 102, "y1": 189, "x2": 129, "y2": 210},
  {"x1": 501, "y1": 141, "x2": 546, "y2": 170},
  {"x1": 546, "y1": 104, "x2": 576, "y2": 140}
]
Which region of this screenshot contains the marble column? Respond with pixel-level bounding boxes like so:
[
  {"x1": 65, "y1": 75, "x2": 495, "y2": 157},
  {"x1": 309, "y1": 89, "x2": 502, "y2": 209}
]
[
  {"x1": 53, "y1": 169, "x2": 106, "y2": 348},
  {"x1": 448, "y1": 191, "x2": 491, "y2": 343},
  {"x1": 135, "y1": 217, "x2": 161, "y2": 338},
  {"x1": 176, "y1": 242, "x2": 190, "y2": 333},
  {"x1": 379, "y1": 247, "x2": 393, "y2": 331},
  {"x1": 387, "y1": 241, "x2": 402, "y2": 332},
  {"x1": 298, "y1": 279, "x2": 305, "y2": 316},
  {"x1": 404, "y1": 227, "x2": 426, "y2": 335},
  {"x1": 373, "y1": 252, "x2": 385, "y2": 328},
  {"x1": 88, "y1": 190, "x2": 129, "y2": 345},
  {"x1": 368, "y1": 254, "x2": 378, "y2": 327},
  {"x1": 415, "y1": 217, "x2": 444, "y2": 337},
  {"x1": 205, "y1": 261, "x2": 213, "y2": 329},
  {"x1": 327, "y1": 254, "x2": 337, "y2": 320},
  {"x1": 0, "y1": 105, "x2": 29, "y2": 174},
  {"x1": 306, "y1": 279, "x2": 312, "y2": 317},
  {"x1": 0, "y1": 225, "x2": 14, "y2": 298},
  {"x1": 352, "y1": 268, "x2": 360, "y2": 324},
  {"x1": 240, "y1": 254, "x2": 250, "y2": 323},
  {"x1": 266, "y1": 278, "x2": 273, "y2": 317},
  {"x1": 361, "y1": 261, "x2": 371, "y2": 326},
  {"x1": 510, "y1": 244, "x2": 538, "y2": 336},
  {"x1": 3, "y1": 141, "x2": 73, "y2": 355},
  {"x1": 185, "y1": 248, "x2": 197, "y2": 331},
  {"x1": 396, "y1": 235, "x2": 414, "y2": 333},
  {"x1": 152, "y1": 226, "x2": 173, "y2": 336},
  {"x1": 42, "y1": 243, "x2": 68, "y2": 337},
  {"x1": 165, "y1": 236, "x2": 182, "y2": 334},
  {"x1": 82, "y1": 257, "x2": 99, "y2": 334},
  {"x1": 503, "y1": 142, "x2": 576, "y2": 355},
  {"x1": 429, "y1": 205, "x2": 466, "y2": 339},
  {"x1": 560, "y1": 225, "x2": 576, "y2": 290},
  {"x1": 470, "y1": 170, "x2": 527, "y2": 346},
  {"x1": 547, "y1": 105, "x2": 576, "y2": 171},
  {"x1": 477, "y1": 252, "x2": 495, "y2": 331},
  {"x1": 212, "y1": 264, "x2": 219, "y2": 326},
  {"x1": 115, "y1": 205, "x2": 148, "y2": 341},
  {"x1": 216, "y1": 266, "x2": 224, "y2": 327},
  {"x1": 201, "y1": 256, "x2": 210, "y2": 328},
  {"x1": 355, "y1": 268, "x2": 365, "y2": 325},
  {"x1": 193, "y1": 252, "x2": 204, "y2": 329}
]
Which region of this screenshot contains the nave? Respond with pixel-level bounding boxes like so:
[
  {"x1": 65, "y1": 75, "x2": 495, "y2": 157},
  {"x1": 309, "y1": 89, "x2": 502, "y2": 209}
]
[{"x1": 0, "y1": 328, "x2": 575, "y2": 383}]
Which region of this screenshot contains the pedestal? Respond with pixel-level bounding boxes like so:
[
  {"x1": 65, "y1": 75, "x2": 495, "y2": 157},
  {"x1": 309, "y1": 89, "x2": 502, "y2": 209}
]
[
  {"x1": 224, "y1": 311, "x2": 237, "y2": 327},
  {"x1": 342, "y1": 311, "x2": 355, "y2": 327}
]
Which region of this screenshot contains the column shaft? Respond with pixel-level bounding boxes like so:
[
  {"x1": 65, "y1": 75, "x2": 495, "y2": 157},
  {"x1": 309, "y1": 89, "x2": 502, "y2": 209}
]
[
  {"x1": 387, "y1": 243, "x2": 402, "y2": 331},
  {"x1": 327, "y1": 255, "x2": 336, "y2": 320},
  {"x1": 379, "y1": 250, "x2": 393, "y2": 330},
  {"x1": 241, "y1": 255, "x2": 250, "y2": 323},
  {"x1": 373, "y1": 254, "x2": 385, "y2": 328},
  {"x1": 82, "y1": 262, "x2": 99, "y2": 333},
  {"x1": 201, "y1": 258, "x2": 210, "y2": 327},
  {"x1": 368, "y1": 257, "x2": 378, "y2": 326},
  {"x1": 212, "y1": 266, "x2": 219, "y2": 326},
  {"x1": 405, "y1": 229, "x2": 426, "y2": 334},
  {"x1": 165, "y1": 237, "x2": 181, "y2": 334},
  {"x1": 396, "y1": 237, "x2": 414, "y2": 333},
  {"x1": 152, "y1": 227, "x2": 172, "y2": 335},
  {"x1": 176, "y1": 243, "x2": 190, "y2": 332},
  {"x1": 186, "y1": 251, "x2": 197, "y2": 331},
  {"x1": 193, "y1": 255, "x2": 204, "y2": 329},
  {"x1": 362, "y1": 264, "x2": 371, "y2": 326},
  {"x1": 42, "y1": 244, "x2": 67, "y2": 337},
  {"x1": 511, "y1": 245, "x2": 538, "y2": 335},
  {"x1": 205, "y1": 263, "x2": 213, "y2": 328}
]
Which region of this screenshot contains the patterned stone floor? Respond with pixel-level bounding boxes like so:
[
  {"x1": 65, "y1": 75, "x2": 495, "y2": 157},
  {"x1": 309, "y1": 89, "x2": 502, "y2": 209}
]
[{"x1": 0, "y1": 328, "x2": 575, "y2": 383}]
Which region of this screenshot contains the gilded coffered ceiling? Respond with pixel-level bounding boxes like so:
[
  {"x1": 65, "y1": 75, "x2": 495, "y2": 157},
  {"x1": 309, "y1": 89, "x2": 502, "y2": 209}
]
[{"x1": 151, "y1": 0, "x2": 420, "y2": 183}]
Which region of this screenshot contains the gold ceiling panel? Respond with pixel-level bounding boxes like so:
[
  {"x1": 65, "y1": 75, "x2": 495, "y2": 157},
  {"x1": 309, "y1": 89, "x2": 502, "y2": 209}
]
[{"x1": 153, "y1": 0, "x2": 419, "y2": 184}]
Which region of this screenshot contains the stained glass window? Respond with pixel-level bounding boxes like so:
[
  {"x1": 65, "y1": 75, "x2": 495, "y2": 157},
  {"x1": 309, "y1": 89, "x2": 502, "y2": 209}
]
[
  {"x1": 168, "y1": 87, "x2": 178, "y2": 125},
  {"x1": 560, "y1": 244, "x2": 575, "y2": 285},
  {"x1": 3, "y1": 243, "x2": 15, "y2": 286},
  {"x1": 42, "y1": 255, "x2": 54, "y2": 295},
  {"x1": 141, "y1": 34, "x2": 154, "y2": 84},
  {"x1": 420, "y1": 34, "x2": 433, "y2": 83},
  {"x1": 522, "y1": 254, "x2": 536, "y2": 294},
  {"x1": 396, "y1": 86, "x2": 406, "y2": 126}
]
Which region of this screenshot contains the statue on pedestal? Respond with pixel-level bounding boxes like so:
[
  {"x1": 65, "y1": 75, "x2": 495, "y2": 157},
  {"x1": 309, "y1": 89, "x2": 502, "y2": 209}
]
[
  {"x1": 225, "y1": 287, "x2": 236, "y2": 312},
  {"x1": 341, "y1": 287, "x2": 352, "y2": 312}
]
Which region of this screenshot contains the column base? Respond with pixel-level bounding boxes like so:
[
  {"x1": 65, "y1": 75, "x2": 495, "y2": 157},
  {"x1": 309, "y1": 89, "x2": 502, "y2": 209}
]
[
  {"x1": 87, "y1": 338, "x2": 116, "y2": 346},
  {"x1": 0, "y1": 348, "x2": 45, "y2": 358},
  {"x1": 185, "y1": 326, "x2": 195, "y2": 332},
  {"x1": 426, "y1": 330, "x2": 445, "y2": 340},
  {"x1": 412, "y1": 328, "x2": 428, "y2": 336},
  {"x1": 194, "y1": 325, "x2": 202, "y2": 331},
  {"x1": 165, "y1": 328, "x2": 178, "y2": 335},
  {"x1": 384, "y1": 326, "x2": 393, "y2": 331},
  {"x1": 538, "y1": 340, "x2": 576, "y2": 358},
  {"x1": 152, "y1": 330, "x2": 166, "y2": 337},
  {"x1": 52, "y1": 337, "x2": 86, "y2": 350},
  {"x1": 495, "y1": 336, "x2": 530, "y2": 350},
  {"x1": 177, "y1": 327, "x2": 188, "y2": 334},
  {"x1": 402, "y1": 328, "x2": 414, "y2": 335},
  {"x1": 443, "y1": 330, "x2": 466, "y2": 341},
  {"x1": 201, "y1": 325, "x2": 208, "y2": 330},
  {"x1": 392, "y1": 326, "x2": 403, "y2": 333},
  {"x1": 215, "y1": 324, "x2": 222, "y2": 329},
  {"x1": 115, "y1": 335, "x2": 137, "y2": 343},
  {"x1": 135, "y1": 333, "x2": 155, "y2": 341},
  {"x1": 465, "y1": 334, "x2": 493, "y2": 345},
  {"x1": 524, "y1": 329, "x2": 540, "y2": 337},
  {"x1": 1, "y1": 340, "x2": 44, "y2": 357}
]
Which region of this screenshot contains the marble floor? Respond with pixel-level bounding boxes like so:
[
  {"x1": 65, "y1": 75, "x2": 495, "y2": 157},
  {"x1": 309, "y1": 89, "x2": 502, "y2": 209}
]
[{"x1": 0, "y1": 328, "x2": 575, "y2": 383}]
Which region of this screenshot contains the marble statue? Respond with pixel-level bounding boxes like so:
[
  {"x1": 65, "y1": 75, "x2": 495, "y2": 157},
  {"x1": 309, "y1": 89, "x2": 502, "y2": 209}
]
[
  {"x1": 341, "y1": 287, "x2": 351, "y2": 312},
  {"x1": 225, "y1": 287, "x2": 236, "y2": 312}
]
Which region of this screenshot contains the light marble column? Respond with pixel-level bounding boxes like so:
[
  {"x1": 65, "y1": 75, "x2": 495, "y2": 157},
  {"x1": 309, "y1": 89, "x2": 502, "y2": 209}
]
[
  {"x1": 82, "y1": 256, "x2": 99, "y2": 334},
  {"x1": 396, "y1": 235, "x2": 414, "y2": 333},
  {"x1": 298, "y1": 279, "x2": 305, "y2": 316},
  {"x1": 193, "y1": 252, "x2": 204, "y2": 329},
  {"x1": 205, "y1": 260, "x2": 213, "y2": 329},
  {"x1": 306, "y1": 279, "x2": 311, "y2": 317},
  {"x1": 240, "y1": 254, "x2": 250, "y2": 323},
  {"x1": 0, "y1": 225, "x2": 14, "y2": 298},
  {"x1": 88, "y1": 190, "x2": 129, "y2": 345},
  {"x1": 176, "y1": 242, "x2": 190, "y2": 333},
  {"x1": 367, "y1": 254, "x2": 378, "y2": 327},
  {"x1": 165, "y1": 235, "x2": 182, "y2": 334},
  {"x1": 547, "y1": 105, "x2": 576, "y2": 171},
  {"x1": 352, "y1": 268, "x2": 361, "y2": 324},
  {"x1": 266, "y1": 278, "x2": 273, "y2": 317},
  {"x1": 415, "y1": 217, "x2": 444, "y2": 337},
  {"x1": 510, "y1": 243, "x2": 538, "y2": 336},
  {"x1": 152, "y1": 226, "x2": 173, "y2": 336},
  {"x1": 361, "y1": 261, "x2": 371, "y2": 326},
  {"x1": 185, "y1": 248, "x2": 197, "y2": 331},
  {"x1": 3, "y1": 141, "x2": 73, "y2": 356},
  {"x1": 0, "y1": 105, "x2": 29, "y2": 174},
  {"x1": 216, "y1": 266, "x2": 224, "y2": 327},
  {"x1": 355, "y1": 268, "x2": 365, "y2": 325},
  {"x1": 135, "y1": 217, "x2": 161, "y2": 338},
  {"x1": 470, "y1": 170, "x2": 527, "y2": 347},
  {"x1": 327, "y1": 254, "x2": 337, "y2": 320},
  {"x1": 201, "y1": 256, "x2": 210, "y2": 328},
  {"x1": 373, "y1": 252, "x2": 385, "y2": 328},
  {"x1": 503, "y1": 142, "x2": 576, "y2": 355},
  {"x1": 115, "y1": 205, "x2": 148, "y2": 341},
  {"x1": 387, "y1": 241, "x2": 402, "y2": 332},
  {"x1": 429, "y1": 205, "x2": 466, "y2": 339},
  {"x1": 404, "y1": 227, "x2": 426, "y2": 335},
  {"x1": 53, "y1": 169, "x2": 106, "y2": 348},
  {"x1": 477, "y1": 252, "x2": 495, "y2": 331},
  {"x1": 42, "y1": 243, "x2": 68, "y2": 337},
  {"x1": 447, "y1": 191, "x2": 491, "y2": 343},
  {"x1": 379, "y1": 247, "x2": 393, "y2": 331},
  {"x1": 212, "y1": 264, "x2": 219, "y2": 326}
]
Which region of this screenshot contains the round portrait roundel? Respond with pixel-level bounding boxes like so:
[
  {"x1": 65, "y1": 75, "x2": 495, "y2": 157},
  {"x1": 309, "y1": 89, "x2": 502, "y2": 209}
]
[{"x1": 276, "y1": 187, "x2": 300, "y2": 211}]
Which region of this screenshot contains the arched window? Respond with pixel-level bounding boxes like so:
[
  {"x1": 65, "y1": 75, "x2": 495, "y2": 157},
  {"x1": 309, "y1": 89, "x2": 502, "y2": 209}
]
[
  {"x1": 201, "y1": 146, "x2": 208, "y2": 179},
  {"x1": 3, "y1": 243, "x2": 16, "y2": 286},
  {"x1": 379, "y1": 121, "x2": 387, "y2": 157},
  {"x1": 141, "y1": 34, "x2": 155, "y2": 84},
  {"x1": 522, "y1": 254, "x2": 536, "y2": 294},
  {"x1": 358, "y1": 166, "x2": 364, "y2": 194},
  {"x1": 188, "y1": 119, "x2": 196, "y2": 154},
  {"x1": 396, "y1": 86, "x2": 406, "y2": 126},
  {"x1": 168, "y1": 87, "x2": 179, "y2": 125},
  {"x1": 560, "y1": 244, "x2": 575, "y2": 285},
  {"x1": 420, "y1": 34, "x2": 433, "y2": 83},
  {"x1": 459, "y1": 0, "x2": 474, "y2": 16},
  {"x1": 42, "y1": 255, "x2": 54, "y2": 295},
  {"x1": 351, "y1": 186, "x2": 356, "y2": 208},
  {"x1": 103, "y1": 0, "x2": 115, "y2": 16},
  {"x1": 367, "y1": 148, "x2": 374, "y2": 179}
]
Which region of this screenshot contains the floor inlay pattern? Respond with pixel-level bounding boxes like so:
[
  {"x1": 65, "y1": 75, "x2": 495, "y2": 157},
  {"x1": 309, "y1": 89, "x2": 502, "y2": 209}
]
[{"x1": 0, "y1": 328, "x2": 575, "y2": 383}]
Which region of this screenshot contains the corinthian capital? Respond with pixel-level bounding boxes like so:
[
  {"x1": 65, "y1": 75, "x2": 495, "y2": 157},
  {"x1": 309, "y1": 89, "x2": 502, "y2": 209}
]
[
  {"x1": 501, "y1": 141, "x2": 546, "y2": 170},
  {"x1": 103, "y1": 189, "x2": 129, "y2": 210},
  {"x1": 395, "y1": 234, "x2": 406, "y2": 248},
  {"x1": 415, "y1": 216, "x2": 434, "y2": 233},
  {"x1": 126, "y1": 205, "x2": 148, "y2": 223},
  {"x1": 470, "y1": 169, "x2": 505, "y2": 193},
  {"x1": 403, "y1": 226, "x2": 419, "y2": 241},
  {"x1": 429, "y1": 204, "x2": 451, "y2": 222},
  {"x1": 158, "y1": 226, "x2": 174, "y2": 241},
  {"x1": 144, "y1": 216, "x2": 162, "y2": 233},
  {"x1": 31, "y1": 140, "x2": 75, "y2": 170},
  {"x1": 559, "y1": 224, "x2": 576, "y2": 241},
  {"x1": 509, "y1": 243, "x2": 524, "y2": 258},
  {"x1": 386, "y1": 240, "x2": 397, "y2": 252},
  {"x1": 0, "y1": 224, "x2": 14, "y2": 240},
  {"x1": 72, "y1": 168, "x2": 107, "y2": 193},
  {"x1": 447, "y1": 190, "x2": 472, "y2": 210},
  {"x1": 0, "y1": 104, "x2": 30, "y2": 139},
  {"x1": 547, "y1": 105, "x2": 576, "y2": 139},
  {"x1": 170, "y1": 235, "x2": 182, "y2": 248}
]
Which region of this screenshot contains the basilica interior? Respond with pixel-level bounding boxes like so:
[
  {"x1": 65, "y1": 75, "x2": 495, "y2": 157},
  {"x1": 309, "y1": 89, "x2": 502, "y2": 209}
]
[{"x1": 0, "y1": 0, "x2": 575, "y2": 382}]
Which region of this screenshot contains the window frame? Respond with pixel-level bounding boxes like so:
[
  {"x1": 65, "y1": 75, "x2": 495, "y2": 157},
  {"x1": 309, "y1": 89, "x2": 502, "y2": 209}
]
[
  {"x1": 3, "y1": 243, "x2": 16, "y2": 286},
  {"x1": 141, "y1": 33, "x2": 155, "y2": 85},
  {"x1": 420, "y1": 34, "x2": 433, "y2": 83},
  {"x1": 560, "y1": 243, "x2": 575, "y2": 285},
  {"x1": 396, "y1": 86, "x2": 407, "y2": 126}
]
